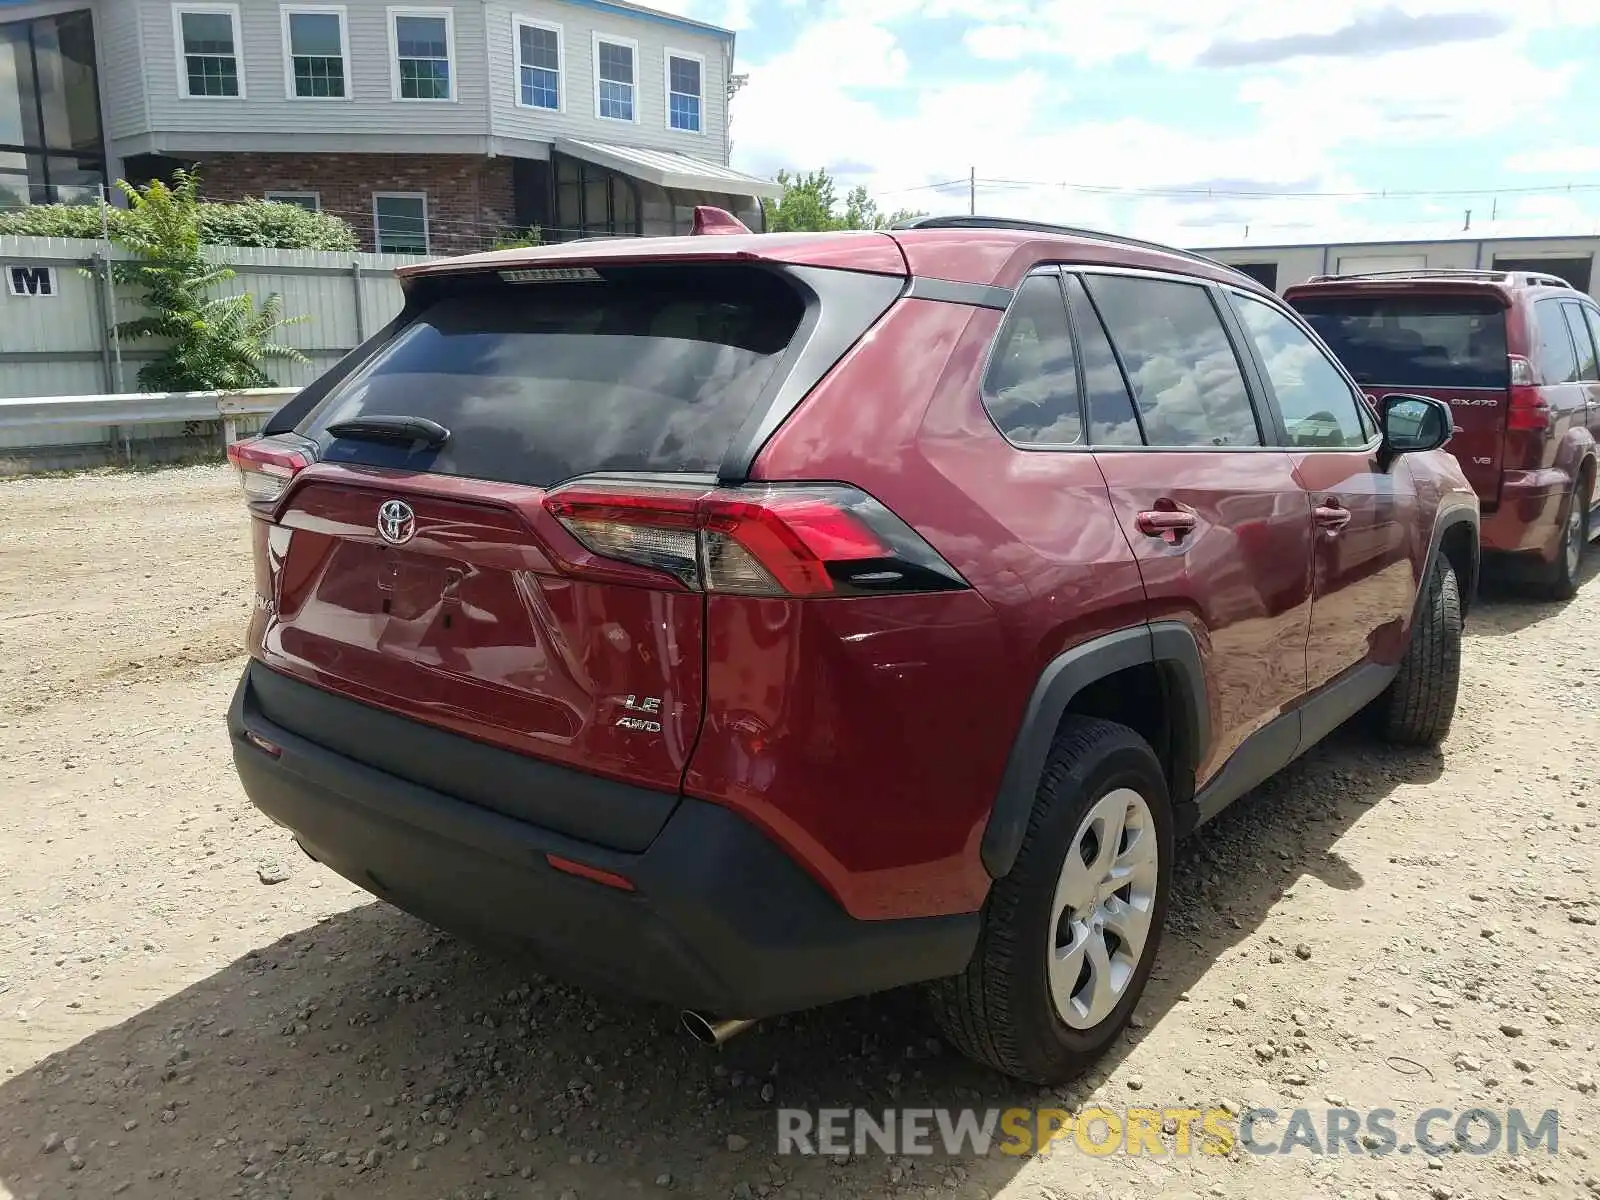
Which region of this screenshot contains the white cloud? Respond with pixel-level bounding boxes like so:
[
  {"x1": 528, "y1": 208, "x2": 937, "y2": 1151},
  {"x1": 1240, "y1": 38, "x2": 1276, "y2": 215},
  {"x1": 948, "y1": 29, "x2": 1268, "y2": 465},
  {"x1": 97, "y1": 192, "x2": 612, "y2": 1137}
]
[
  {"x1": 961, "y1": 23, "x2": 1033, "y2": 60},
  {"x1": 726, "y1": 0, "x2": 1600, "y2": 246},
  {"x1": 950, "y1": 0, "x2": 1600, "y2": 67},
  {"x1": 1507, "y1": 147, "x2": 1600, "y2": 175},
  {"x1": 1237, "y1": 39, "x2": 1575, "y2": 147}
]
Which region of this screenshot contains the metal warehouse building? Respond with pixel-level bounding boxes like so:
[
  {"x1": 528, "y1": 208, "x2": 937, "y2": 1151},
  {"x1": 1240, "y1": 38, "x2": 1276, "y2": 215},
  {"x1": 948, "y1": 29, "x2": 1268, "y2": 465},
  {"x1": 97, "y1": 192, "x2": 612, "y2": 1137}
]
[{"x1": 1192, "y1": 234, "x2": 1600, "y2": 300}]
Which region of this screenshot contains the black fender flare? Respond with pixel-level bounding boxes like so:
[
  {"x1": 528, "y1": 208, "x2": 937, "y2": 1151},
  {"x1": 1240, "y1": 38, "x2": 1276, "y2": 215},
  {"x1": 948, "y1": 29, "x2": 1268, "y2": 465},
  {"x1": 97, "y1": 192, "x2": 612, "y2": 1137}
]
[
  {"x1": 1416, "y1": 502, "x2": 1480, "y2": 624},
  {"x1": 979, "y1": 621, "x2": 1209, "y2": 879}
]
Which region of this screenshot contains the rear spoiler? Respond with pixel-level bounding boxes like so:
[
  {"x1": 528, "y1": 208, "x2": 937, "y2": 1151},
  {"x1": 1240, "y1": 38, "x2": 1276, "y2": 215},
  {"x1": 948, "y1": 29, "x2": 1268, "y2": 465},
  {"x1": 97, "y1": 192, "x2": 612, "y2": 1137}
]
[
  {"x1": 1284, "y1": 278, "x2": 1516, "y2": 306},
  {"x1": 395, "y1": 223, "x2": 904, "y2": 283}
]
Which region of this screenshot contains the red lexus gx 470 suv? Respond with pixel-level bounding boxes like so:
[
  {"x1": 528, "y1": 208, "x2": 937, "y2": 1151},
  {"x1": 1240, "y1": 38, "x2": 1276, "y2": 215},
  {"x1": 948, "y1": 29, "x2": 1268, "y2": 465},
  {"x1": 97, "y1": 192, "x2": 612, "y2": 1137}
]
[
  {"x1": 1286, "y1": 267, "x2": 1600, "y2": 599},
  {"x1": 227, "y1": 213, "x2": 1479, "y2": 1084}
]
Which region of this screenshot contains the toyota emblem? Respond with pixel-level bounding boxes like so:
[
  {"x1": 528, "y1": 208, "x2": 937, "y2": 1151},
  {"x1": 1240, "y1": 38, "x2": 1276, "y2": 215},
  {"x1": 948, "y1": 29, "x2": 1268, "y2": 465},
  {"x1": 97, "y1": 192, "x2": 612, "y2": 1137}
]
[{"x1": 377, "y1": 499, "x2": 416, "y2": 545}]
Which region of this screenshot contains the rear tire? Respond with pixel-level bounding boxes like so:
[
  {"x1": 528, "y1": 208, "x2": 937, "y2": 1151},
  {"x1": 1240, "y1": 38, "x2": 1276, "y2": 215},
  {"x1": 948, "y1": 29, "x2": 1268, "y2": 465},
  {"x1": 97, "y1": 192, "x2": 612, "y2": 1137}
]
[
  {"x1": 1376, "y1": 557, "x2": 1461, "y2": 747},
  {"x1": 927, "y1": 717, "x2": 1172, "y2": 1084},
  {"x1": 1532, "y1": 475, "x2": 1590, "y2": 602}
]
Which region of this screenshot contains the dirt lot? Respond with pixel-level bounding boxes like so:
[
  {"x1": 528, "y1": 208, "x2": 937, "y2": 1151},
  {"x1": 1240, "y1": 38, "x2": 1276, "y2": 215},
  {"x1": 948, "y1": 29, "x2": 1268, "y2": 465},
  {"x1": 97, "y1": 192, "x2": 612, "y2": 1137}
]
[{"x1": 1, "y1": 463, "x2": 1597, "y2": 1200}]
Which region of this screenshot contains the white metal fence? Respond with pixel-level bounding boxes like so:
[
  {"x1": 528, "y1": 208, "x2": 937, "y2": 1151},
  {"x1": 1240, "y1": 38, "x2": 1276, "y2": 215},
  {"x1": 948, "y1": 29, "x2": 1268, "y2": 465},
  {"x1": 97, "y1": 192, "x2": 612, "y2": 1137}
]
[
  {"x1": 0, "y1": 233, "x2": 418, "y2": 467},
  {"x1": 0, "y1": 234, "x2": 416, "y2": 402}
]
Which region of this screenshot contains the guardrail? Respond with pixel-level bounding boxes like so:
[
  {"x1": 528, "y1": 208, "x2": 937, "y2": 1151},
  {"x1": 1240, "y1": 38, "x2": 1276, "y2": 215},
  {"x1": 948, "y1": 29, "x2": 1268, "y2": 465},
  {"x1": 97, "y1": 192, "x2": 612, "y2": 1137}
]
[{"x1": 0, "y1": 387, "x2": 297, "y2": 446}]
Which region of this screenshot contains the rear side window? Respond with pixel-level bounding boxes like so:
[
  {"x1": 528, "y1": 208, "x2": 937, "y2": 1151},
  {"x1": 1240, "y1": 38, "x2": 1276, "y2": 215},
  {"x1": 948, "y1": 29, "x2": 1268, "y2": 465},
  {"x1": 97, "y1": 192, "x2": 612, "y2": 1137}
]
[
  {"x1": 1535, "y1": 299, "x2": 1580, "y2": 385},
  {"x1": 1232, "y1": 293, "x2": 1372, "y2": 448},
  {"x1": 982, "y1": 275, "x2": 1082, "y2": 446},
  {"x1": 1065, "y1": 275, "x2": 1143, "y2": 446},
  {"x1": 1292, "y1": 295, "x2": 1508, "y2": 389},
  {"x1": 1561, "y1": 302, "x2": 1599, "y2": 382},
  {"x1": 300, "y1": 265, "x2": 805, "y2": 487},
  {"x1": 1086, "y1": 275, "x2": 1261, "y2": 448},
  {"x1": 1585, "y1": 307, "x2": 1600, "y2": 375}
]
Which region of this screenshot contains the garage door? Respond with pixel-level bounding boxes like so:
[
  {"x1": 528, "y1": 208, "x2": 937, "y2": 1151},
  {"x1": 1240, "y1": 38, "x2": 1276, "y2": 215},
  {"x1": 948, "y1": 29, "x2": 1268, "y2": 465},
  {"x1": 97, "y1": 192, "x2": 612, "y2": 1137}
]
[
  {"x1": 1492, "y1": 256, "x2": 1593, "y2": 293},
  {"x1": 1337, "y1": 254, "x2": 1427, "y2": 276},
  {"x1": 1228, "y1": 262, "x2": 1280, "y2": 291}
]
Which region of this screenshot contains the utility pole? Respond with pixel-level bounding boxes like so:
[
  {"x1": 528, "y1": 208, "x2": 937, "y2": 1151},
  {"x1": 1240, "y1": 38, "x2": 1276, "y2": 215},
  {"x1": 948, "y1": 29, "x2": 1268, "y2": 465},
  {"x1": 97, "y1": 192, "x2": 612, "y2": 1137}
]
[
  {"x1": 969, "y1": 166, "x2": 976, "y2": 215},
  {"x1": 724, "y1": 73, "x2": 747, "y2": 168}
]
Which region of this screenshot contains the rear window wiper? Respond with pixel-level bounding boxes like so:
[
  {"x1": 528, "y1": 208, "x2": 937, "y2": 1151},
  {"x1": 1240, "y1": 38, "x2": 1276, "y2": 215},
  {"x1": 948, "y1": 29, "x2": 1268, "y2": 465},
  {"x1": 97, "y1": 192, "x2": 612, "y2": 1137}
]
[{"x1": 325, "y1": 415, "x2": 451, "y2": 453}]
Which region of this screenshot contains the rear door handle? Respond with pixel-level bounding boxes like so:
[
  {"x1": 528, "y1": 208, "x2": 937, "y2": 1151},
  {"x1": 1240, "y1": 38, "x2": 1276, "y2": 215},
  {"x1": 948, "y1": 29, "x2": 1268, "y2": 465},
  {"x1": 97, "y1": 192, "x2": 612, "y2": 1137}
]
[
  {"x1": 1136, "y1": 509, "x2": 1198, "y2": 544},
  {"x1": 1314, "y1": 502, "x2": 1353, "y2": 532}
]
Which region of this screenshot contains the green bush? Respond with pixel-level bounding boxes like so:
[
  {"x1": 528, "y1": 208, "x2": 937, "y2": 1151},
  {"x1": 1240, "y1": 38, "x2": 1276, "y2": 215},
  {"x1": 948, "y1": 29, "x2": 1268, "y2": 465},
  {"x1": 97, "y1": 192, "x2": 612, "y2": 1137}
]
[
  {"x1": 197, "y1": 199, "x2": 359, "y2": 251},
  {"x1": 0, "y1": 203, "x2": 115, "y2": 239},
  {"x1": 111, "y1": 170, "x2": 309, "y2": 392},
  {"x1": 0, "y1": 195, "x2": 359, "y2": 251},
  {"x1": 492, "y1": 225, "x2": 543, "y2": 250}
]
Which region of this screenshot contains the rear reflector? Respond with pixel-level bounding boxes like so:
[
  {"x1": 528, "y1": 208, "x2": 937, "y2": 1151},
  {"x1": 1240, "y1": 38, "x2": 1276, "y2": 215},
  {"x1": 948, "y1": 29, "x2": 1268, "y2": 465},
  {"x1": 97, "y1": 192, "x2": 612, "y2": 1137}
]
[
  {"x1": 545, "y1": 853, "x2": 636, "y2": 891},
  {"x1": 544, "y1": 481, "x2": 967, "y2": 598},
  {"x1": 227, "y1": 435, "x2": 312, "y2": 507},
  {"x1": 243, "y1": 730, "x2": 282, "y2": 757},
  {"x1": 1507, "y1": 355, "x2": 1549, "y2": 430}
]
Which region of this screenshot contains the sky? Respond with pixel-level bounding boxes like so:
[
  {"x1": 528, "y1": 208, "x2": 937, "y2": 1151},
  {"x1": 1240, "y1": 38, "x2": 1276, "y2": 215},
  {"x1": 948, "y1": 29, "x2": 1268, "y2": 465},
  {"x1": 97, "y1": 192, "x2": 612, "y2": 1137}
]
[{"x1": 655, "y1": 0, "x2": 1600, "y2": 248}]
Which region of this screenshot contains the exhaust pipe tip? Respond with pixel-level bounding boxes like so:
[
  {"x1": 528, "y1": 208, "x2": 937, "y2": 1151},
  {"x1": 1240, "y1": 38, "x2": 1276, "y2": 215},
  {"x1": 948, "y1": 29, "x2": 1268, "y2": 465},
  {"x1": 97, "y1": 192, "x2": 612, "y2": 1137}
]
[{"x1": 681, "y1": 1011, "x2": 756, "y2": 1047}]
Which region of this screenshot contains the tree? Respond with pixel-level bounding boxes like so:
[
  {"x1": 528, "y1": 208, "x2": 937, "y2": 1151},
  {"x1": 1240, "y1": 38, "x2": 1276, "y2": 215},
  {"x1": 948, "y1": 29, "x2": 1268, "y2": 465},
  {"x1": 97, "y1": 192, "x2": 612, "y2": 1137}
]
[
  {"x1": 762, "y1": 169, "x2": 839, "y2": 233},
  {"x1": 108, "y1": 170, "x2": 309, "y2": 392},
  {"x1": 841, "y1": 184, "x2": 924, "y2": 231},
  {"x1": 761, "y1": 168, "x2": 925, "y2": 232}
]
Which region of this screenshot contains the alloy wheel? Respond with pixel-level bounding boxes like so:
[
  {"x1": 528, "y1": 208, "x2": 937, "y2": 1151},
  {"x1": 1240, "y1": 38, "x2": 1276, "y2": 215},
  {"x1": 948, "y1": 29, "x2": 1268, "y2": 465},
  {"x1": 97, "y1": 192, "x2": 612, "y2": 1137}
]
[{"x1": 1047, "y1": 787, "x2": 1160, "y2": 1029}]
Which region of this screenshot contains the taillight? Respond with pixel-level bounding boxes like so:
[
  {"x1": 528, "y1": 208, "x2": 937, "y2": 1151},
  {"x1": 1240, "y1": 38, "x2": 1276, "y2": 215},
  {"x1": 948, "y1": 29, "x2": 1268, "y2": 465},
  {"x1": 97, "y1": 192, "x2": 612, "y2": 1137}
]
[
  {"x1": 544, "y1": 481, "x2": 968, "y2": 597},
  {"x1": 226, "y1": 436, "x2": 311, "y2": 507},
  {"x1": 1507, "y1": 355, "x2": 1549, "y2": 431}
]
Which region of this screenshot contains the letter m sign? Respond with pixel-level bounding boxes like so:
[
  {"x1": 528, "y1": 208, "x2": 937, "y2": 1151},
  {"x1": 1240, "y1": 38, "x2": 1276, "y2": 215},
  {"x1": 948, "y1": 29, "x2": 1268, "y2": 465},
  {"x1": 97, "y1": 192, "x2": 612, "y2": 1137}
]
[{"x1": 7, "y1": 265, "x2": 57, "y2": 297}]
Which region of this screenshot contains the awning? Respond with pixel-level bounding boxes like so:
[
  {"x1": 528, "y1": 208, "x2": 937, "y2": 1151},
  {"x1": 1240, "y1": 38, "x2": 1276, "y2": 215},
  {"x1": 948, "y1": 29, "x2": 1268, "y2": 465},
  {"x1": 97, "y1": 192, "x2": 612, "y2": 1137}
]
[{"x1": 553, "y1": 138, "x2": 784, "y2": 201}]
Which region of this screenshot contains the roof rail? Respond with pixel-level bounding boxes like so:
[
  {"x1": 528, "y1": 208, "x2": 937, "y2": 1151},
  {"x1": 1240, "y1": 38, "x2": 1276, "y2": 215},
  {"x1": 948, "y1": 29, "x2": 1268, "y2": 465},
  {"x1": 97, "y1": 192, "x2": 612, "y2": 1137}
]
[
  {"x1": 890, "y1": 214, "x2": 1253, "y2": 279},
  {"x1": 1302, "y1": 266, "x2": 1576, "y2": 290},
  {"x1": 1521, "y1": 271, "x2": 1576, "y2": 289},
  {"x1": 1305, "y1": 268, "x2": 1508, "y2": 283}
]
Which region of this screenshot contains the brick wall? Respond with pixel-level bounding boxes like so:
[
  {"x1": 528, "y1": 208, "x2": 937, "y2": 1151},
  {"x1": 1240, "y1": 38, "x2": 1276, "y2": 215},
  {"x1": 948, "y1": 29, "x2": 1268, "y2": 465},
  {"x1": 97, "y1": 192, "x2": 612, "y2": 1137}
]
[{"x1": 189, "y1": 152, "x2": 517, "y2": 255}]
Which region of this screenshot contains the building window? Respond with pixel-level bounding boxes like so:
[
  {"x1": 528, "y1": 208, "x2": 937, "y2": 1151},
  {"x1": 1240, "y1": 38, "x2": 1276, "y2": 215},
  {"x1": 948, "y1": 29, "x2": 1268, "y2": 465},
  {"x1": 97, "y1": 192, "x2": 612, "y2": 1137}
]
[
  {"x1": 374, "y1": 192, "x2": 428, "y2": 254},
  {"x1": 266, "y1": 190, "x2": 320, "y2": 211},
  {"x1": 389, "y1": 8, "x2": 453, "y2": 101},
  {"x1": 551, "y1": 152, "x2": 636, "y2": 240},
  {"x1": 593, "y1": 35, "x2": 635, "y2": 122},
  {"x1": 514, "y1": 17, "x2": 560, "y2": 111},
  {"x1": 282, "y1": 6, "x2": 348, "y2": 99},
  {"x1": 665, "y1": 50, "x2": 701, "y2": 133},
  {"x1": 0, "y1": 9, "x2": 106, "y2": 206},
  {"x1": 175, "y1": 4, "x2": 244, "y2": 98}
]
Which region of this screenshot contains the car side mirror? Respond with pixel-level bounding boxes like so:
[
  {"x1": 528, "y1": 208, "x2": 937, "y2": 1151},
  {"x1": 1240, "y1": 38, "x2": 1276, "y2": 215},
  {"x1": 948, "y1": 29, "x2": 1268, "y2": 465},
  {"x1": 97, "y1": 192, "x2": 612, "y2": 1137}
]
[{"x1": 1380, "y1": 394, "x2": 1453, "y2": 459}]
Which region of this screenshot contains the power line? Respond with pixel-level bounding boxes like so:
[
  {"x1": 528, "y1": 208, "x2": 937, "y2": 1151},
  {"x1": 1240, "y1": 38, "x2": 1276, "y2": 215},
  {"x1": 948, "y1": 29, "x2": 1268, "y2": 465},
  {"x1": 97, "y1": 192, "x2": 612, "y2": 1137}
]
[
  {"x1": 971, "y1": 176, "x2": 1600, "y2": 201},
  {"x1": 872, "y1": 175, "x2": 970, "y2": 197},
  {"x1": 843, "y1": 167, "x2": 1600, "y2": 204}
]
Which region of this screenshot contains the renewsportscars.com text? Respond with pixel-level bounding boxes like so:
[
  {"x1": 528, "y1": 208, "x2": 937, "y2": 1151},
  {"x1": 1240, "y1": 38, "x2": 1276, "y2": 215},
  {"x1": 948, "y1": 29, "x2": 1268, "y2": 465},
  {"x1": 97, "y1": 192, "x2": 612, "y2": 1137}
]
[{"x1": 776, "y1": 1106, "x2": 1560, "y2": 1158}]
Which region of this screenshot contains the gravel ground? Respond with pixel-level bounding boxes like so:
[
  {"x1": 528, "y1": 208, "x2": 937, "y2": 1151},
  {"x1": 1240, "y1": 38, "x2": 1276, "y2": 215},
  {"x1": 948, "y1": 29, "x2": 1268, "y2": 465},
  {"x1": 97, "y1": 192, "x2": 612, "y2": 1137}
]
[{"x1": 0, "y1": 463, "x2": 1597, "y2": 1200}]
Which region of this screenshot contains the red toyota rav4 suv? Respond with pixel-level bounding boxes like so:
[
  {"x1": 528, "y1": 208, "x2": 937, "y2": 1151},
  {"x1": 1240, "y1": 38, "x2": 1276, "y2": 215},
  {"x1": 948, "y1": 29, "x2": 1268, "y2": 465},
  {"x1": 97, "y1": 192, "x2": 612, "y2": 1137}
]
[
  {"x1": 1285, "y1": 269, "x2": 1600, "y2": 599},
  {"x1": 227, "y1": 215, "x2": 1478, "y2": 1084}
]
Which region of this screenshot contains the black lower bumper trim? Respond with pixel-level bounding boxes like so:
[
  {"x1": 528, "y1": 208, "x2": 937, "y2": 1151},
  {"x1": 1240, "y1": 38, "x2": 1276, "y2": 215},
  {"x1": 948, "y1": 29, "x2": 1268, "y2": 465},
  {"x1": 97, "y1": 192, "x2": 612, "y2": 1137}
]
[{"x1": 229, "y1": 662, "x2": 979, "y2": 1017}]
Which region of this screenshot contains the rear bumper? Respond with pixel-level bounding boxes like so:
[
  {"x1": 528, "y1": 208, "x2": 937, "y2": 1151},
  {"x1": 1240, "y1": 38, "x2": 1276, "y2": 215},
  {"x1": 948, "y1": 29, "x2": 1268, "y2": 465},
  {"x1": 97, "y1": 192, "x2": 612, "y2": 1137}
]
[
  {"x1": 229, "y1": 662, "x2": 978, "y2": 1018},
  {"x1": 1481, "y1": 468, "x2": 1568, "y2": 557}
]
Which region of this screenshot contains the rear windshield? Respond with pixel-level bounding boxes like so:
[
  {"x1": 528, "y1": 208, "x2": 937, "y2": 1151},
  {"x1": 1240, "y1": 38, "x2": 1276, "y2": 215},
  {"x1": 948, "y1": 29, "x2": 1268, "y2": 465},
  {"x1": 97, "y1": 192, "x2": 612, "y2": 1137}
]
[
  {"x1": 299, "y1": 265, "x2": 806, "y2": 487},
  {"x1": 1291, "y1": 294, "x2": 1509, "y2": 390}
]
